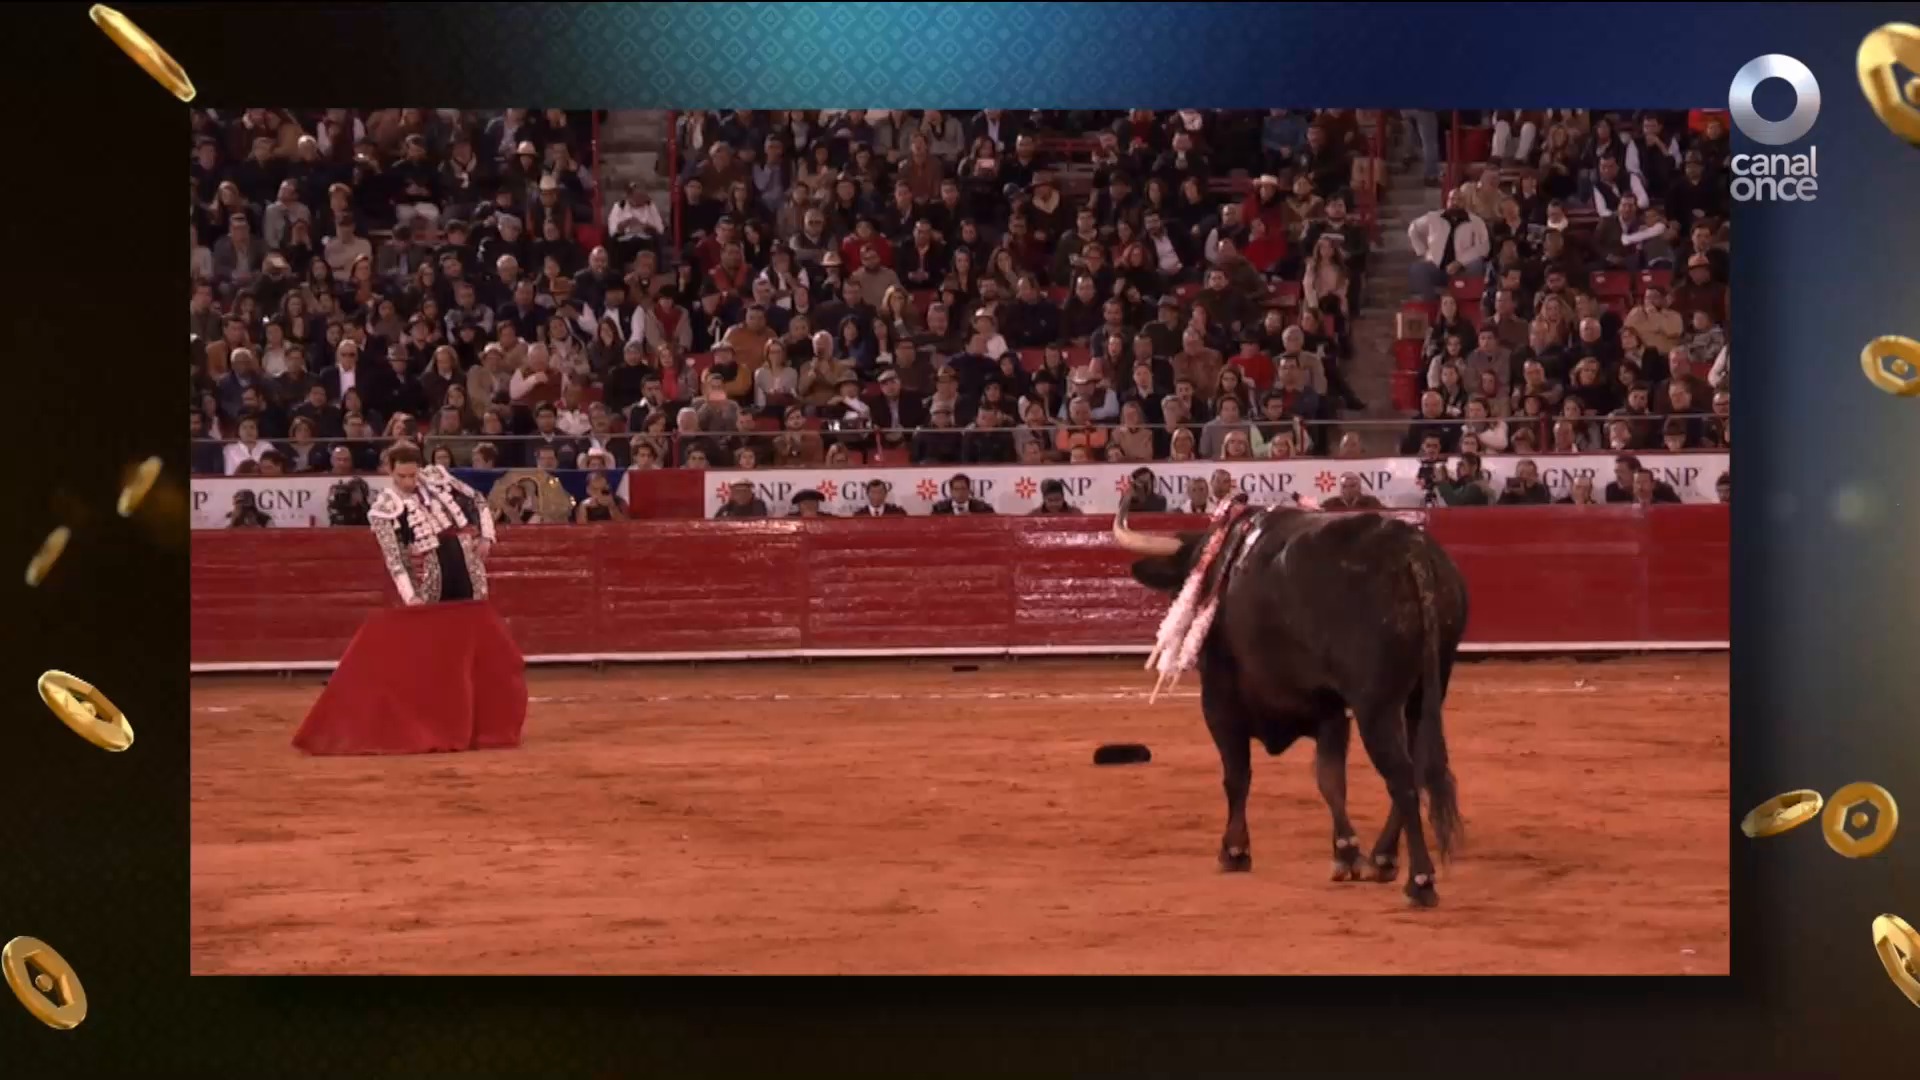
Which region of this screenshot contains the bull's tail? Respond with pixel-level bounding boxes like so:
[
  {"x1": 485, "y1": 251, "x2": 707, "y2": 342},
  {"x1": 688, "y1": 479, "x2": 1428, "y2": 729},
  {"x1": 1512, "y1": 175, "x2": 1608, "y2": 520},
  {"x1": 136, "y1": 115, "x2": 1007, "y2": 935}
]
[{"x1": 1409, "y1": 545, "x2": 1462, "y2": 862}]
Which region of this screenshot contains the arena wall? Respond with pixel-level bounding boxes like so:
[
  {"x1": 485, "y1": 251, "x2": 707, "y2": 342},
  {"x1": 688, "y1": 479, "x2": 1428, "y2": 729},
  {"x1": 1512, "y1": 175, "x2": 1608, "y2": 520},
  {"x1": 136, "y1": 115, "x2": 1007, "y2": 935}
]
[{"x1": 190, "y1": 505, "x2": 1728, "y2": 670}]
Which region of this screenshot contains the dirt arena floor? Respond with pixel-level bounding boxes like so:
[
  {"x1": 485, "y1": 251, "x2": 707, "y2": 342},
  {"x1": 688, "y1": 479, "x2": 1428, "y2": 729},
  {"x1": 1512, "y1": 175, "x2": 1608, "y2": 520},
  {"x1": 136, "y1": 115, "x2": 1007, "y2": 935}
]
[{"x1": 191, "y1": 655, "x2": 1729, "y2": 975}]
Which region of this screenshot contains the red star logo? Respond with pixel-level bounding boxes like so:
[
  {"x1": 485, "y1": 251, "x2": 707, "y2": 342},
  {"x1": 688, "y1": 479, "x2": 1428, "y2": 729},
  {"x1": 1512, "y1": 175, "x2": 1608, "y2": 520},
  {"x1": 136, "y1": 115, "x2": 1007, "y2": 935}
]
[
  {"x1": 1314, "y1": 471, "x2": 1337, "y2": 493},
  {"x1": 713, "y1": 481, "x2": 731, "y2": 500},
  {"x1": 816, "y1": 479, "x2": 840, "y2": 499},
  {"x1": 915, "y1": 478, "x2": 940, "y2": 501},
  {"x1": 1114, "y1": 475, "x2": 1131, "y2": 494},
  {"x1": 1015, "y1": 477, "x2": 1038, "y2": 500}
]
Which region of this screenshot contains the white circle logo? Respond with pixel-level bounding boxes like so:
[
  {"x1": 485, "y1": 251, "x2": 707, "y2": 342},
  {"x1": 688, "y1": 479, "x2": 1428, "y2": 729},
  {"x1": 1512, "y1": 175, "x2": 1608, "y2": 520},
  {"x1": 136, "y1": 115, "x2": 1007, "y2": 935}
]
[{"x1": 1728, "y1": 54, "x2": 1821, "y2": 145}]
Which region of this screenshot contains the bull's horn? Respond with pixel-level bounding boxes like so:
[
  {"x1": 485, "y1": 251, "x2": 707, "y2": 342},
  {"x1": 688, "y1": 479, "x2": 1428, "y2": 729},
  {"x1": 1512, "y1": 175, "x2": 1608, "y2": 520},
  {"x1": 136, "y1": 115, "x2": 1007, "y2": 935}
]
[{"x1": 1113, "y1": 501, "x2": 1182, "y2": 556}]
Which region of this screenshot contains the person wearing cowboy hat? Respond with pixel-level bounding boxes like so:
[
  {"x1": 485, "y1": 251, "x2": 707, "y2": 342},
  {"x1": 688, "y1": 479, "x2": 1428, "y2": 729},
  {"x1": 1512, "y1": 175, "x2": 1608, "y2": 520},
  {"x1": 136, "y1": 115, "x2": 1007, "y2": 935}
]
[
  {"x1": 1241, "y1": 173, "x2": 1289, "y2": 237},
  {"x1": 855, "y1": 478, "x2": 908, "y2": 517},
  {"x1": 503, "y1": 138, "x2": 543, "y2": 202},
  {"x1": 529, "y1": 172, "x2": 575, "y2": 242},
  {"x1": 789, "y1": 489, "x2": 834, "y2": 519}
]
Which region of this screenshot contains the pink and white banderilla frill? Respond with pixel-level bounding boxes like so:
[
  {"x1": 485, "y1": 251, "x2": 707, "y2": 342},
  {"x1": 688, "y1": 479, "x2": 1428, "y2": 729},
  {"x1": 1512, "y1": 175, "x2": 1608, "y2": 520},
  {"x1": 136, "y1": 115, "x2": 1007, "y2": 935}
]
[{"x1": 1142, "y1": 495, "x2": 1318, "y2": 703}]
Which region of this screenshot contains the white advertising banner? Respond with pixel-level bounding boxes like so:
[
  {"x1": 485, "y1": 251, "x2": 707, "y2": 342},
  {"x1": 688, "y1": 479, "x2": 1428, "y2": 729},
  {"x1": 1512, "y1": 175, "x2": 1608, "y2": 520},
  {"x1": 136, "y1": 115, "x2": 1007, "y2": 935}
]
[
  {"x1": 191, "y1": 475, "x2": 394, "y2": 529},
  {"x1": 190, "y1": 469, "x2": 639, "y2": 529},
  {"x1": 703, "y1": 454, "x2": 1730, "y2": 517}
]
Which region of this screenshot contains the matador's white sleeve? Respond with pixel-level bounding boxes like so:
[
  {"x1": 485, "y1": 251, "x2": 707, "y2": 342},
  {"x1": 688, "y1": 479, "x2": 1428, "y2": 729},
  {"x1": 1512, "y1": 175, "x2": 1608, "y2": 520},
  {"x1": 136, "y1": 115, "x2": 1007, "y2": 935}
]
[
  {"x1": 367, "y1": 488, "x2": 418, "y2": 605},
  {"x1": 424, "y1": 465, "x2": 496, "y2": 543}
]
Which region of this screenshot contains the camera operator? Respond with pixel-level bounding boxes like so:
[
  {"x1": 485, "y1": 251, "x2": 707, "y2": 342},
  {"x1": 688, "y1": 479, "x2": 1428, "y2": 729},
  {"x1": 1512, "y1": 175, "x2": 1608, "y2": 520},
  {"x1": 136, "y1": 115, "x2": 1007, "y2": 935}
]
[
  {"x1": 1411, "y1": 433, "x2": 1449, "y2": 506},
  {"x1": 327, "y1": 477, "x2": 372, "y2": 526}
]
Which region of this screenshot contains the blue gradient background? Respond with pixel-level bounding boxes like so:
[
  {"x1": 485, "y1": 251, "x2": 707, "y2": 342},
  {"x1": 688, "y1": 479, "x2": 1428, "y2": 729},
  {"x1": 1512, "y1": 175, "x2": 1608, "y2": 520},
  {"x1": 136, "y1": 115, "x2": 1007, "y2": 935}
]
[{"x1": 4, "y1": 2, "x2": 1916, "y2": 1076}]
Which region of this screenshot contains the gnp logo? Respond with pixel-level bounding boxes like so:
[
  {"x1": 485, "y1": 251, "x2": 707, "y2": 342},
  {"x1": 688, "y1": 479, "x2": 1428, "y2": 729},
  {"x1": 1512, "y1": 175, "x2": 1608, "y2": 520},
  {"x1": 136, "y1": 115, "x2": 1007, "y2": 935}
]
[{"x1": 1728, "y1": 54, "x2": 1822, "y2": 202}]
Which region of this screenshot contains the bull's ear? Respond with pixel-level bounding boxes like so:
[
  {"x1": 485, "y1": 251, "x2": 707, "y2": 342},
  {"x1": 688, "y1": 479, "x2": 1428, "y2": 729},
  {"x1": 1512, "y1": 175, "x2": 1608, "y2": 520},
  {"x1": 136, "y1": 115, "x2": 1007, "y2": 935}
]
[{"x1": 1128, "y1": 534, "x2": 1202, "y2": 593}]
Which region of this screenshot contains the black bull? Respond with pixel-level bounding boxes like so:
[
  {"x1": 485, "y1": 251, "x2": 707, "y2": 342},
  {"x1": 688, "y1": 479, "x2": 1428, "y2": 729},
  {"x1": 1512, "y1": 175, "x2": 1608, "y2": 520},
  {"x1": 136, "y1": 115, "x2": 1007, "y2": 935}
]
[{"x1": 1114, "y1": 503, "x2": 1469, "y2": 907}]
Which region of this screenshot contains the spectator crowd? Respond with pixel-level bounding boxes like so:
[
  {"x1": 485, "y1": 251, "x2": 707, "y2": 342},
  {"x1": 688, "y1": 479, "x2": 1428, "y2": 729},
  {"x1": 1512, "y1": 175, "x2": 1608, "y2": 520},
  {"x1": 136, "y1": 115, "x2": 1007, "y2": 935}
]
[
  {"x1": 192, "y1": 108, "x2": 1729, "y2": 517},
  {"x1": 1395, "y1": 109, "x2": 1731, "y2": 506}
]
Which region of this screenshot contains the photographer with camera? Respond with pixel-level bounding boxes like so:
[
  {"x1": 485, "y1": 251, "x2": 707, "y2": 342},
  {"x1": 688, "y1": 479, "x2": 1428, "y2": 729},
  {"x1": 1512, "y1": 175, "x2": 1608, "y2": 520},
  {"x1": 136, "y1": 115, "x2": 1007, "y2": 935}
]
[
  {"x1": 1410, "y1": 433, "x2": 1448, "y2": 506},
  {"x1": 328, "y1": 477, "x2": 373, "y2": 526},
  {"x1": 1419, "y1": 451, "x2": 1493, "y2": 507}
]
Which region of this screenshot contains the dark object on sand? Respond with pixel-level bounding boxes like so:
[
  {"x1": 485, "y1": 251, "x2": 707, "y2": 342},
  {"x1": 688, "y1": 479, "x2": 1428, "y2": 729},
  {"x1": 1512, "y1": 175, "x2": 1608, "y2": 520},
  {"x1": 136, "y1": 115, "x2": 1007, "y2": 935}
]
[{"x1": 1093, "y1": 744, "x2": 1152, "y2": 766}]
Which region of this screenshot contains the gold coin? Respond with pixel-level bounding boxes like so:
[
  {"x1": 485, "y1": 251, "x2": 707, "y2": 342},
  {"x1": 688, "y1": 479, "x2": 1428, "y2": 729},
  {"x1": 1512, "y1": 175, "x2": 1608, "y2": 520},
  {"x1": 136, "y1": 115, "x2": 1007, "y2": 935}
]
[
  {"x1": 36, "y1": 671, "x2": 134, "y2": 753},
  {"x1": 2, "y1": 937, "x2": 87, "y2": 1030},
  {"x1": 88, "y1": 5, "x2": 195, "y2": 103},
  {"x1": 1821, "y1": 781, "x2": 1899, "y2": 858},
  {"x1": 1871, "y1": 915, "x2": 1920, "y2": 1008},
  {"x1": 1739, "y1": 789, "x2": 1824, "y2": 838},
  {"x1": 1861, "y1": 335, "x2": 1920, "y2": 397},
  {"x1": 25, "y1": 526, "x2": 70, "y2": 587},
  {"x1": 1857, "y1": 24, "x2": 1920, "y2": 147},
  {"x1": 117, "y1": 456, "x2": 162, "y2": 518}
]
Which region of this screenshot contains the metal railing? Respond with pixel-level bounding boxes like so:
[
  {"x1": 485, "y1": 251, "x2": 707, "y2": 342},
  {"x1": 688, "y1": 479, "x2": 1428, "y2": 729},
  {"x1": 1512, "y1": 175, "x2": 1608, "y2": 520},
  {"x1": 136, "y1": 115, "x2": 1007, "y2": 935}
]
[{"x1": 189, "y1": 412, "x2": 1728, "y2": 474}]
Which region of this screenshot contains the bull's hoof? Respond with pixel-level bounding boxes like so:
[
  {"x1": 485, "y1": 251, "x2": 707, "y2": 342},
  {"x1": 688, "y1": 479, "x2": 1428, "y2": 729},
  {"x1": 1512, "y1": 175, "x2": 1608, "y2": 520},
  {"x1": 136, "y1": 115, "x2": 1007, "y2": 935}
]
[
  {"x1": 1405, "y1": 873, "x2": 1439, "y2": 908},
  {"x1": 1330, "y1": 838, "x2": 1365, "y2": 882},
  {"x1": 1218, "y1": 847, "x2": 1253, "y2": 873},
  {"x1": 1370, "y1": 854, "x2": 1399, "y2": 884}
]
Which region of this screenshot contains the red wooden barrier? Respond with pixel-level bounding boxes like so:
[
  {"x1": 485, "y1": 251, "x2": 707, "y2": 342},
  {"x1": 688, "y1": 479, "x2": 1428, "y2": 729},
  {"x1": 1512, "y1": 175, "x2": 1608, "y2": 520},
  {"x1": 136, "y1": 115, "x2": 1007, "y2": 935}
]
[{"x1": 190, "y1": 506, "x2": 1729, "y2": 668}]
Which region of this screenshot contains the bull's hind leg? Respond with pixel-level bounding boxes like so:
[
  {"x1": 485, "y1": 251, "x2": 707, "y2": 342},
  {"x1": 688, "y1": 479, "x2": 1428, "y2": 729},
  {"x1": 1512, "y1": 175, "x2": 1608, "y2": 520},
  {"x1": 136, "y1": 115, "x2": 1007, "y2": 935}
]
[
  {"x1": 1368, "y1": 805, "x2": 1403, "y2": 884},
  {"x1": 1203, "y1": 673, "x2": 1253, "y2": 873},
  {"x1": 1354, "y1": 700, "x2": 1439, "y2": 907},
  {"x1": 1311, "y1": 709, "x2": 1365, "y2": 882},
  {"x1": 1366, "y1": 685, "x2": 1423, "y2": 882}
]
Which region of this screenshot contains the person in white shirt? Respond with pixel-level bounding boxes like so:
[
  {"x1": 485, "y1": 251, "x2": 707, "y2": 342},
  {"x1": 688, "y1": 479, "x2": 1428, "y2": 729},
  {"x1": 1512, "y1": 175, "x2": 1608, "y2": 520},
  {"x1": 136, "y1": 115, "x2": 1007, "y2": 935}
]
[
  {"x1": 554, "y1": 383, "x2": 593, "y2": 437},
  {"x1": 223, "y1": 416, "x2": 273, "y2": 475},
  {"x1": 1407, "y1": 185, "x2": 1491, "y2": 301},
  {"x1": 606, "y1": 182, "x2": 668, "y2": 247}
]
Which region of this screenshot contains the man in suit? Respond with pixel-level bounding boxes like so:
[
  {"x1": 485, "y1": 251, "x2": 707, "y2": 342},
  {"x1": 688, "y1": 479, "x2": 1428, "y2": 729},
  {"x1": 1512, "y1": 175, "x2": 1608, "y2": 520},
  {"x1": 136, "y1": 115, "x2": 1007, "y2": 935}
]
[
  {"x1": 854, "y1": 478, "x2": 908, "y2": 517},
  {"x1": 1121, "y1": 467, "x2": 1168, "y2": 513},
  {"x1": 1321, "y1": 473, "x2": 1384, "y2": 510},
  {"x1": 930, "y1": 473, "x2": 995, "y2": 515},
  {"x1": 320, "y1": 339, "x2": 364, "y2": 403}
]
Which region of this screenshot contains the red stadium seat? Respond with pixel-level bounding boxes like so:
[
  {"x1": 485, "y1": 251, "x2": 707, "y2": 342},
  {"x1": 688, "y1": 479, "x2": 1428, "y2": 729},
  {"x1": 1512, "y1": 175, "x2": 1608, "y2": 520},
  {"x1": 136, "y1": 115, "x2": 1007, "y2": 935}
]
[
  {"x1": 911, "y1": 289, "x2": 936, "y2": 317},
  {"x1": 1639, "y1": 268, "x2": 1673, "y2": 295},
  {"x1": 659, "y1": 365, "x2": 680, "y2": 401},
  {"x1": 1034, "y1": 136, "x2": 1096, "y2": 158},
  {"x1": 1448, "y1": 276, "x2": 1485, "y2": 303},
  {"x1": 1018, "y1": 348, "x2": 1046, "y2": 373},
  {"x1": 1393, "y1": 338, "x2": 1424, "y2": 373},
  {"x1": 1174, "y1": 282, "x2": 1203, "y2": 305},
  {"x1": 844, "y1": 450, "x2": 866, "y2": 465},
  {"x1": 1045, "y1": 286, "x2": 1068, "y2": 305},
  {"x1": 574, "y1": 224, "x2": 605, "y2": 251},
  {"x1": 1590, "y1": 270, "x2": 1632, "y2": 299},
  {"x1": 1063, "y1": 345, "x2": 1092, "y2": 369},
  {"x1": 1391, "y1": 370, "x2": 1423, "y2": 412},
  {"x1": 1460, "y1": 126, "x2": 1493, "y2": 162},
  {"x1": 1267, "y1": 280, "x2": 1302, "y2": 308}
]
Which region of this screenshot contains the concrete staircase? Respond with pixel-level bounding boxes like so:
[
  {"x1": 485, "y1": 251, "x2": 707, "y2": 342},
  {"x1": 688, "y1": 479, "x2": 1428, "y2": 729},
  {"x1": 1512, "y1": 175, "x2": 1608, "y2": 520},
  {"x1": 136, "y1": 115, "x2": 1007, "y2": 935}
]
[
  {"x1": 598, "y1": 110, "x2": 674, "y2": 217},
  {"x1": 1346, "y1": 162, "x2": 1438, "y2": 454}
]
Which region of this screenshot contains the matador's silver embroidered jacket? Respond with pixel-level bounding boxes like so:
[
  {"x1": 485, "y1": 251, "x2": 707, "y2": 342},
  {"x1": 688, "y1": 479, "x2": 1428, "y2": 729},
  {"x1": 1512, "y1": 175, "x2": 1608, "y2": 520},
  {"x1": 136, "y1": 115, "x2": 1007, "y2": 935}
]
[{"x1": 367, "y1": 466, "x2": 496, "y2": 604}]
